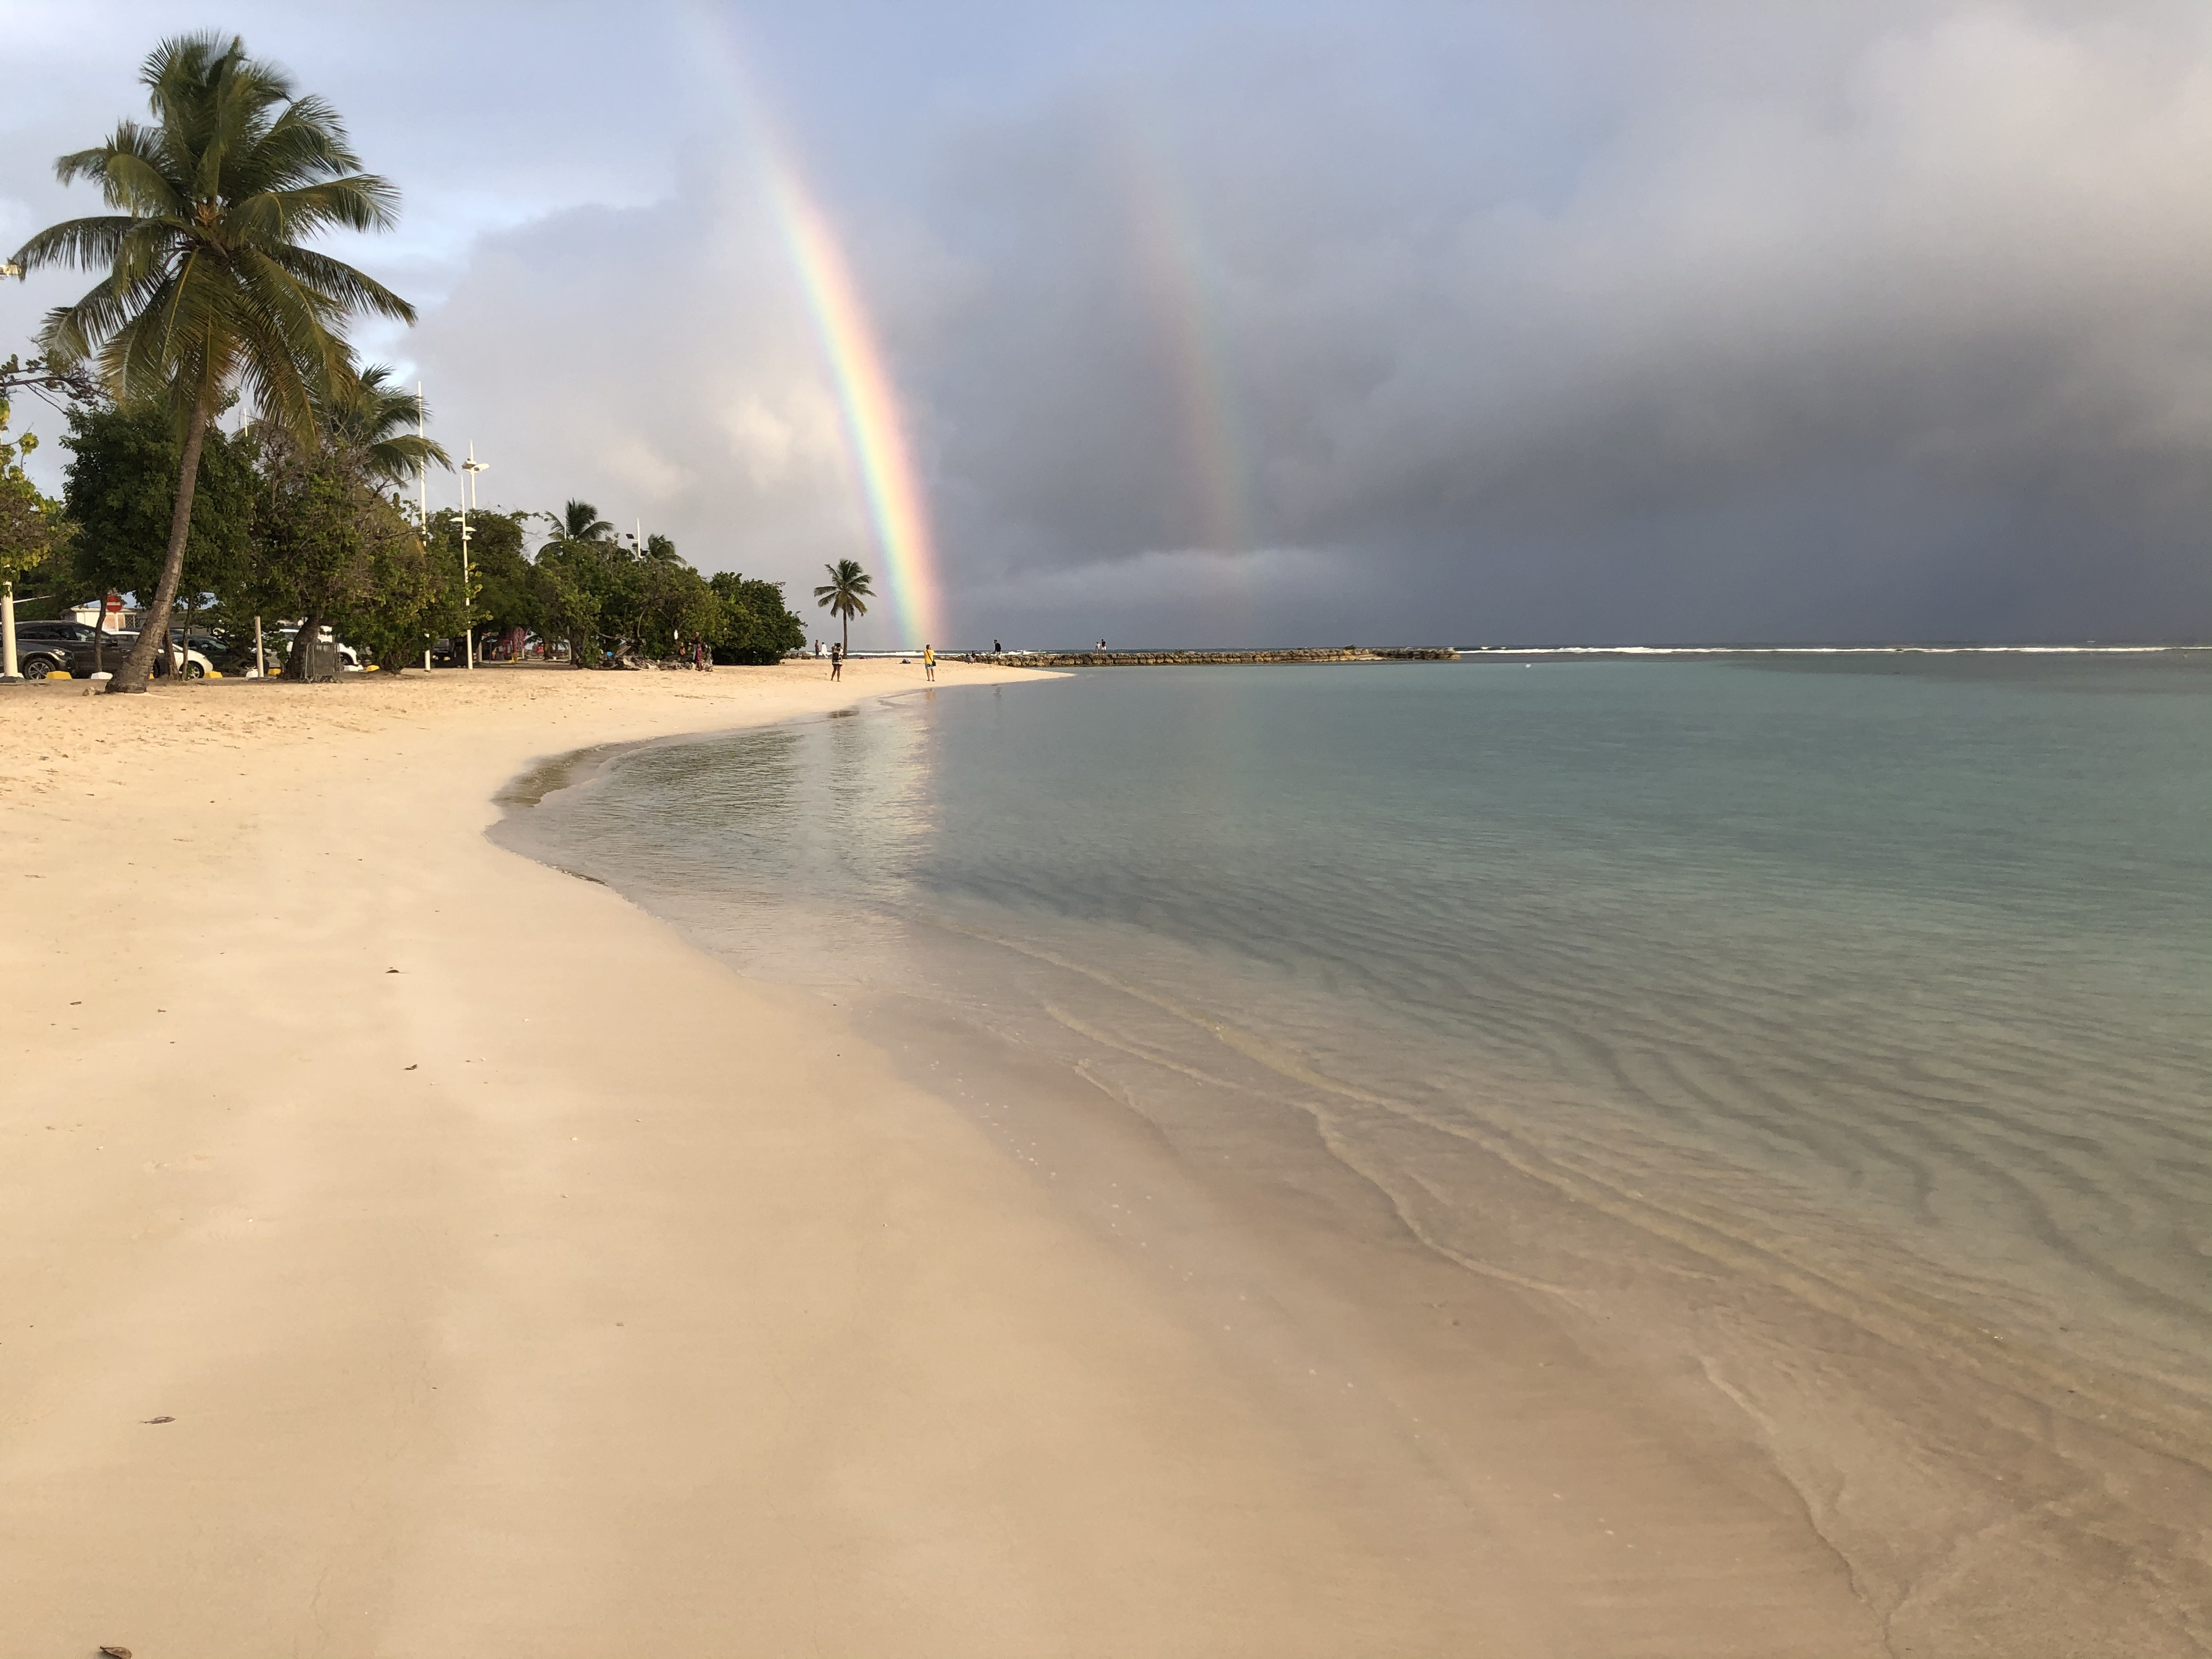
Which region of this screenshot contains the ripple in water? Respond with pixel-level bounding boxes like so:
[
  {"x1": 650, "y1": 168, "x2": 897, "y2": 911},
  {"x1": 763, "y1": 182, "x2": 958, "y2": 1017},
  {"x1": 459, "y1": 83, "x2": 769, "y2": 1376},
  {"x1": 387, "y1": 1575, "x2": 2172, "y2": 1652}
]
[{"x1": 496, "y1": 656, "x2": 2212, "y2": 1640}]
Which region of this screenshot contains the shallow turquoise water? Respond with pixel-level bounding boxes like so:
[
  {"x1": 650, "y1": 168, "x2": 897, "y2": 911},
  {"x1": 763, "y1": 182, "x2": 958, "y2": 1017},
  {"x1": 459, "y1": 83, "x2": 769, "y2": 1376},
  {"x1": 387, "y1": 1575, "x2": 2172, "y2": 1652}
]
[{"x1": 501, "y1": 656, "x2": 2212, "y2": 1465}]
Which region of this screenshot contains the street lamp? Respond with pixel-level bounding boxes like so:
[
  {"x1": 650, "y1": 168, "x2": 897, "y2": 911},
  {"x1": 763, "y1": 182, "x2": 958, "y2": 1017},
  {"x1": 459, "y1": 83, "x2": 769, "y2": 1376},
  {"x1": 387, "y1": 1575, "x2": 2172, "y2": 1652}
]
[
  {"x1": 460, "y1": 445, "x2": 488, "y2": 670},
  {"x1": 3, "y1": 265, "x2": 29, "y2": 679}
]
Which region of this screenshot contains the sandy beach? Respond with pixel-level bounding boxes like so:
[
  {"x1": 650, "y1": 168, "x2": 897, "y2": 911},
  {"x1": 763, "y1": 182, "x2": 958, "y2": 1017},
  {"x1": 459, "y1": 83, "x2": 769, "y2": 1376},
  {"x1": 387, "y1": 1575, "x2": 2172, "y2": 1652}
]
[{"x1": 0, "y1": 661, "x2": 1911, "y2": 1657}]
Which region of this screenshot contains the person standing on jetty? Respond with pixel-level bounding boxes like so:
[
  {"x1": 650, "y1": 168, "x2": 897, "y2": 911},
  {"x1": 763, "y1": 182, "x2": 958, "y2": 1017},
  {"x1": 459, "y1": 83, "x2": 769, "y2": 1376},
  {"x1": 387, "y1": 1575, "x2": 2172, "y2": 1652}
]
[{"x1": 922, "y1": 644, "x2": 936, "y2": 681}]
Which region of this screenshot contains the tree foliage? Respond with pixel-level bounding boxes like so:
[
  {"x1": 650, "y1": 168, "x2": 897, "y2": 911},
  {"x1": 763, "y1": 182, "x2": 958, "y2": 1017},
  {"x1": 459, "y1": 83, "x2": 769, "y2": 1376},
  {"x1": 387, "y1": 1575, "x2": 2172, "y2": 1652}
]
[
  {"x1": 0, "y1": 379, "x2": 71, "y2": 596},
  {"x1": 10, "y1": 31, "x2": 415, "y2": 691},
  {"x1": 425, "y1": 507, "x2": 533, "y2": 646},
  {"x1": 46, "y1": 404, "x2": 808, "y2": 677},
  {"x1": 709, "y1": 572, "x2": 807, "y2": 664},
  {"x1": 234, "y1": 447, "x2": 418, "y2": 668},
  {"x1": 60, "y1": 399, "x2": 255, "y2": 614},
  {"x1": 813, "y1": 557, "x2": 873, "y2": 655},
  {"x1": 322, "y1": 364, "x2": 449, "y2": 491},
  {"x1": 526, "y1": 503, "x2": 804, "y2": 667}
]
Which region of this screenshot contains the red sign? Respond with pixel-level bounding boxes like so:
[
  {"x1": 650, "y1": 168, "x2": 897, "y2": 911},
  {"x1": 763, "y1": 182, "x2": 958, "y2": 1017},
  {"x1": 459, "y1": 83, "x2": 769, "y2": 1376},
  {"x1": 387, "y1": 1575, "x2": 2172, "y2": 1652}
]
[{"x1": 103, "y1": 592, "x2": 124, "y2": 615}]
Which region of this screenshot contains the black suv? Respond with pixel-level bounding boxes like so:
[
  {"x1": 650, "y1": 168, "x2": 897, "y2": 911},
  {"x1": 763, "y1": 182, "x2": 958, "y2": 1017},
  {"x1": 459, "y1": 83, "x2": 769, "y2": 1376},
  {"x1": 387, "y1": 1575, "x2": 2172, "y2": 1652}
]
[{"x1": 13, "y1": 620, "x2": 127, "y2": 678}]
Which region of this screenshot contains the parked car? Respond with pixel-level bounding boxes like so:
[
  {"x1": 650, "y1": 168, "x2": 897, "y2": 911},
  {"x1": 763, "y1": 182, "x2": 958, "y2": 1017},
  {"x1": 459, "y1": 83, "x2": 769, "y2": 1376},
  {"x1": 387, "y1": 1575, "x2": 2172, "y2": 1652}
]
[
  {"x1": 110, "y1": 632, "x2": 218, "y2": 679},
  {"x1": 163, "y1": 627, "x2": 259, "y2": 674},
  {"x1": 13, "y1": 619, "x2": 92, "y2": 677},
  {"x1": 13, "y1": 619, "x2": 140, "y2": 678}
]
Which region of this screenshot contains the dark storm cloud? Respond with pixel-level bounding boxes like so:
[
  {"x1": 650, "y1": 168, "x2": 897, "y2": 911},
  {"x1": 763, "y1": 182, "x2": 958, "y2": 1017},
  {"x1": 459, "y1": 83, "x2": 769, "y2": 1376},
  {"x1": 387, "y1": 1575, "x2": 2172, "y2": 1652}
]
[
  {"x1": 904, "y1": 2, "x2": 2212, "y2": 643},
  {"x1": 6, "y1": 2, "x2": 2211, "y2": 644}
]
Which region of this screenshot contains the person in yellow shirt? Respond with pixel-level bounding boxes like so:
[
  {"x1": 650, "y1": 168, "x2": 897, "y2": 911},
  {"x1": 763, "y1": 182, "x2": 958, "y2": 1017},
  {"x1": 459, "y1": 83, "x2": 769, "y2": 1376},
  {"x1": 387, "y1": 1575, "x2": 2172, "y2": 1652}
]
[{"x1": 922, "y1": 643, "x2": 936, "y2": 681}]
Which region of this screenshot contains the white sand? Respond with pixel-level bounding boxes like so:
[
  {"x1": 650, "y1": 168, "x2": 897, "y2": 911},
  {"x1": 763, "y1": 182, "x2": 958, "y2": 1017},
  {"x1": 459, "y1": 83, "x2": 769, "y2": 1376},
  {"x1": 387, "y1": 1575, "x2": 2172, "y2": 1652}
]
[{"x1": 0, "y1": 662, "x2": 1883, "y2": 1657}]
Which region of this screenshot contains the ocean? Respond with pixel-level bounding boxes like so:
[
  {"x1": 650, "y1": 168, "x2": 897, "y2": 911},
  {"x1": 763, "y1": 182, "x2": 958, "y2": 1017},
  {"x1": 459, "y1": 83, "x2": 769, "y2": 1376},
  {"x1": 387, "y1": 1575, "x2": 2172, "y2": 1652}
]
[{"x1": 494, "y1": 653, "x2": 2212, "y2": 1636}]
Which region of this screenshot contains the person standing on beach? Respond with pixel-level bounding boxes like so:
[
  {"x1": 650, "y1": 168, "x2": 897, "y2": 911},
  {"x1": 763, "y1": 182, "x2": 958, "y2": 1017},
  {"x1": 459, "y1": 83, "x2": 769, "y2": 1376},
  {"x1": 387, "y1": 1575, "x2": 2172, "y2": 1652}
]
[
  {"x1": 830, "y1": 640, "x2": 842, "y2": 681},
  {"x1": 922, "y1": 644, "x2": 936, "y2": 681}
]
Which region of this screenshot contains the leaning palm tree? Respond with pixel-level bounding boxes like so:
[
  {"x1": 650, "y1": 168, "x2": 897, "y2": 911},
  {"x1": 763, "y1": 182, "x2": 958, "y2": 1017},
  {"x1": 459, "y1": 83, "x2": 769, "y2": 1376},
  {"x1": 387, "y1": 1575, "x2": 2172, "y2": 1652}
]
[
  {"x1": 814, "y1": 557, "x2": 873, "y2": 657},
  {"x1": 8, "y1": 33, "x2": 415, "y2": 693},
  {"x1": 322, "y1": 362, "x2": 450, "y2": 491}
]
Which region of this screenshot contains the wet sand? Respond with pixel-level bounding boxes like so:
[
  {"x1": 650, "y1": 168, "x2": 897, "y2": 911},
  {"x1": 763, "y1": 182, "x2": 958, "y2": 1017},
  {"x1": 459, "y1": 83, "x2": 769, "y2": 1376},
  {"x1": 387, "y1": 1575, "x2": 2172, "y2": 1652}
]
[{"x1": 1, "y1": 662, "x2": 1933, "y2": 1655}]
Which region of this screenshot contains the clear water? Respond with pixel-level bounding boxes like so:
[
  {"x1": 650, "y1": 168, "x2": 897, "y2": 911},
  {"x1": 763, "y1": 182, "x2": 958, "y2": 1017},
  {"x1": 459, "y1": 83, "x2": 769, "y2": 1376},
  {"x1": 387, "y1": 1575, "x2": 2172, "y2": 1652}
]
[{"x1": 496, "y1": 656, "x2": 2212, "y2": 1496}]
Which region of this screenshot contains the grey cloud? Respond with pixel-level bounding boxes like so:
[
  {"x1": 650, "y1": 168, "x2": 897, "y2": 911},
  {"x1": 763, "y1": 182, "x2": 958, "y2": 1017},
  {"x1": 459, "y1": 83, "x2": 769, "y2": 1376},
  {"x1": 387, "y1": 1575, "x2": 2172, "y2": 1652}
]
[{"x1": 7, "y1": 2, "x2": 2212, "y2": 644}]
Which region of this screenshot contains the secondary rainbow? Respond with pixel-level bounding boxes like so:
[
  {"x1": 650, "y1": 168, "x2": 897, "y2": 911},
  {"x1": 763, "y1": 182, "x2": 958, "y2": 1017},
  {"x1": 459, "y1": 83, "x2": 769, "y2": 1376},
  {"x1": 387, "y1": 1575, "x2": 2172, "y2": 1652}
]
[
  {"x1": 761, "y1": 155, "x2": 945, "y2": 646},
  {"x1": 1121, "y1": 124, "x2": 1256, "y2": 556}
]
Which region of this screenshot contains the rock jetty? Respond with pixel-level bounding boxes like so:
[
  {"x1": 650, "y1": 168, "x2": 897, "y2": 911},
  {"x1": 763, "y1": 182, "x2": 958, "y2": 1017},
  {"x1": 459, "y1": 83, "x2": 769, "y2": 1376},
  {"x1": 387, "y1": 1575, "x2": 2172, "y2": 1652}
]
[{"x1": 964, "y1": 646, "x2": 1456, "y2": 666}]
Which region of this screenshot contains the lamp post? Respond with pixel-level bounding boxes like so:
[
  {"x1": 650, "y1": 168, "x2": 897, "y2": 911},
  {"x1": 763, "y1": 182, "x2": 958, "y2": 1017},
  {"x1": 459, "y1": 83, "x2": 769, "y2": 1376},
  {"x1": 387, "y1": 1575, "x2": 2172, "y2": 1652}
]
[
  {"x1": 2, "y1": 262, "x2": 22, "y2": 680},
  {"x1": 460, "y1": 445, "x2": 488, "y2": 670},
  {"x1": 418, "y1": 382, "x2": 432, "y2": 669}
]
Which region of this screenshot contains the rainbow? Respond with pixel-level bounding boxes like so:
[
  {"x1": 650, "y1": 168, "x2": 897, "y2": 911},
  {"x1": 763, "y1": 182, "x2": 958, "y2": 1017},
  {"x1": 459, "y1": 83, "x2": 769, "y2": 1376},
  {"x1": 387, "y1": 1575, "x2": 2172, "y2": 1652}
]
[
  {"x1": 760, "y1": 154, "x2": 945, "y2": 646},
  {"x1": 1121, "y1": 126, "x2": 1256, "y2": 555}
]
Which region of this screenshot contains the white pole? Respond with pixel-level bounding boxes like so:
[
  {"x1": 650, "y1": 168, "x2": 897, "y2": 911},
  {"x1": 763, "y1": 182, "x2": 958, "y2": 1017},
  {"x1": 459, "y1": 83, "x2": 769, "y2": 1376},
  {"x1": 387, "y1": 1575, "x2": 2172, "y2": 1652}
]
[
  {"x1": 461, "y1": 509, "x2": 472, "y2": 670},
  {"x1": 2, "y1": 580, "x2": 19, "y2": 682},
  {"x1": 460, "y1": 444, "x2": 490, "y2": 670},
  {"x1": 254, "y1": 614, "x2": 264, "y2": 679},
  {"x1": 420, "y1": 384, "x2": 430, "y2": 669}
]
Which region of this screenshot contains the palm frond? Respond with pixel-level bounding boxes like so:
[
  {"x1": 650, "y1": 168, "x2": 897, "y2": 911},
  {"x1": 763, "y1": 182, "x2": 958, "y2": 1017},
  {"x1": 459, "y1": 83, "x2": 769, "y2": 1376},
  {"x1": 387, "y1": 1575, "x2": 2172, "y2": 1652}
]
[
  {"x1": 263, "y1": 243, "x2": 415, "y2": 322},
  {"x1": 22, "y1": 27, "x2": 420, "y2": 501},
  {"x1": 10, "y1": 215, "x2": 150, "y2": 275},
  {"x1": 363, "y1": 434, "x2": 452, "y2": 487}
]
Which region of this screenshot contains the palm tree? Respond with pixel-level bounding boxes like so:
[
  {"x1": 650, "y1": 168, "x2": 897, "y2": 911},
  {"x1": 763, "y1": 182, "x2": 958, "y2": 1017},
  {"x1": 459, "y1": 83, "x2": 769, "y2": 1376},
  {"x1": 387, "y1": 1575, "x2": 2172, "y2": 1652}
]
[
  {"x1": 8, "y1": 33, "x2": 415, "y2": 693},
  {"x1": 555, "y1": 500, "x2": 615, "y2": 545},
  {"x1": 814, "y1": 558, "x2": 873, "y2": 657},
  {"x1": 322, "y1": 362, "x2": 450, "y2": 492}
]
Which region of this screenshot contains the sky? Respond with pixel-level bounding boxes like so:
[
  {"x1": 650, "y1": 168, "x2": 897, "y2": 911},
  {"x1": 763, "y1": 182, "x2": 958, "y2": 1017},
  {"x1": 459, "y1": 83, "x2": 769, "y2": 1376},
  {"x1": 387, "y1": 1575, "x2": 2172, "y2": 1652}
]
[{"x1": 5, "y1": 0, "x2": 2212, "y2": 647}]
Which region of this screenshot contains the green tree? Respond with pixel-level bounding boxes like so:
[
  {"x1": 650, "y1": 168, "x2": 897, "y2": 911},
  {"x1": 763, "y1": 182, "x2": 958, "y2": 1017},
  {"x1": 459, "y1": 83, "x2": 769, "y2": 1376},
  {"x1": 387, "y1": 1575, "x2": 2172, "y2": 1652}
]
[
  {"x1": 61, "y1": 400, "x2": 256, "y2": 667},
  {"x1": 530, "y1": 501, "x2": 635, "y2": 666},
  {"x1": 1, "y1": 384, "x2": 71, "y2": 656},
  {"x1": 635, "y1": 555, "x2": 718, "y2": 660},
  {"x1": 426, "y1": 507, "x2": 533, "y2": 655},
  {"x1": 323, "y1": 363, "x2": 449, "y2": 491},
  {"x1": 813, "y1": 557, "x2": 873, "y2": 656},
  {"x1": 331, "y1": 506, "x2": 457, "y2": 671},
  {"x1": 707, "y1": 571, "x2": 806, "y2": 664},
  {"x1": 533, "y1": 504, "x2": 627, "y2": 667},
  {"x1": 9, "y1": 32, "x2": 416, "y2": 693},
  {"x1": 233, "y1": 448, "x2": 416, "y2": 673},
  {"x1": 556, "y1": 500, "x2": 615, "y2": 544}
]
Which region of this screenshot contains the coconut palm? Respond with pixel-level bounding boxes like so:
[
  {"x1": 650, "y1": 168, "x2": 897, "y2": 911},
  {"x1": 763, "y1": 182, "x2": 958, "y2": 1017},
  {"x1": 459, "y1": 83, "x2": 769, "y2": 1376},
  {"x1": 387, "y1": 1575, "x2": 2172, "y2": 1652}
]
[
  {"x1": 322, "y1": 362, "x2": 449, "y2": 491},
  {"x1": 814, "y1": 558, "x2": 873, "y2": 657},
  {"x1": 8, "y1": 32, "x2": 415, "y2": 693},
  {"x1": 550, "y1": 500, "x2": 615, "y2": 546}
]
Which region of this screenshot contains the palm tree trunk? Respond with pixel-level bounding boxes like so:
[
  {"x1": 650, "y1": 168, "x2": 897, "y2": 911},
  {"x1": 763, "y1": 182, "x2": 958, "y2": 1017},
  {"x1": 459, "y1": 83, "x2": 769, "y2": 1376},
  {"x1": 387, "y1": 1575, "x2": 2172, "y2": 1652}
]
[
  {"x1": 108, "y1": 398, "x2": 210, "y2": 695},
  {"x1": 842, "y1": 611, "x2": 849, "y2": 658}
]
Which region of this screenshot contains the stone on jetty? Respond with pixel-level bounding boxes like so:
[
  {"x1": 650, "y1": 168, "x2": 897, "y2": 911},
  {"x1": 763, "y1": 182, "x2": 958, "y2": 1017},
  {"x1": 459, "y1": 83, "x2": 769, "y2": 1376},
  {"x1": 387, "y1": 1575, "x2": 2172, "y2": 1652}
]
[{"x1": 975, "y1": 647, "x2": 1455, "y2": 667}]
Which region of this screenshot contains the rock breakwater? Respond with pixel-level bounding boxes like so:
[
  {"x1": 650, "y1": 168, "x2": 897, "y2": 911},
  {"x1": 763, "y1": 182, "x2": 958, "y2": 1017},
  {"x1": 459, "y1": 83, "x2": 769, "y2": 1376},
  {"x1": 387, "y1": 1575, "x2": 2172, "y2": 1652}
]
[{"x1": 965, "y1": 647, "x2": 1457, "y2": 667}]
